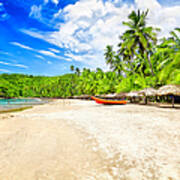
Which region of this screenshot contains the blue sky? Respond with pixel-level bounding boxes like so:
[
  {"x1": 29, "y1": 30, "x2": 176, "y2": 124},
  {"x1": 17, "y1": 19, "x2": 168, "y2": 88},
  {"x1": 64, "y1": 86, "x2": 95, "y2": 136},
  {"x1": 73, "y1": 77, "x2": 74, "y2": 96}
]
[{"x1": 0, "y1": 0, "x2": 180, "y2": 76}]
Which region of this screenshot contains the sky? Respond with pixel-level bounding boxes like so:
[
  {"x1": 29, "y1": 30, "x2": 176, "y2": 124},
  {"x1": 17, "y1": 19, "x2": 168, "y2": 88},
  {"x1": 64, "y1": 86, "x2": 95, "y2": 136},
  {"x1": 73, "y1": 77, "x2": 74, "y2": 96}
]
[{"x1": 0, "y1": 0, "x2": 180, "y2": 76}]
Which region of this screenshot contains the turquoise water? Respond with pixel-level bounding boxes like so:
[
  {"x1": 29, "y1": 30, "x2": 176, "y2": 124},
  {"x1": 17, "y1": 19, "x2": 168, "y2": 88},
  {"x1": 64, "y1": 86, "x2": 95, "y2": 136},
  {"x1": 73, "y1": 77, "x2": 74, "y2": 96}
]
[
  {"x1": 0, "y1": 98, "x2": 40, "y2": 105},
  {"x1": 0, "y1": 98, "x2": 45, "y2": 111}
]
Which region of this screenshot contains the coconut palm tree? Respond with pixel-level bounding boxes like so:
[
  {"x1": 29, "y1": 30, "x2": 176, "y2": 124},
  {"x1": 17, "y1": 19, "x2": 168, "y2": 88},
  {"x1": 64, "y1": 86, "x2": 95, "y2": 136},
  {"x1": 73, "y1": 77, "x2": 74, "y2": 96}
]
[
  {"x1": 75, "y1": 67, "x2": 80, "y2": 76},
  {"x1": 154, "y1": 29, "x2": 180, "y2": 85},
  {"x1": 104, "y1": 45, "x2": 115, "y2": 69},
  {"x1": 70, "y1": 65, "x2": 74, "y2": 72},
  {"x1": 104, "y1": 45, "x2": 123, "y2": 75},
  {"x1": 121, "y1": 9, "x2": 160, "y2": 76}
]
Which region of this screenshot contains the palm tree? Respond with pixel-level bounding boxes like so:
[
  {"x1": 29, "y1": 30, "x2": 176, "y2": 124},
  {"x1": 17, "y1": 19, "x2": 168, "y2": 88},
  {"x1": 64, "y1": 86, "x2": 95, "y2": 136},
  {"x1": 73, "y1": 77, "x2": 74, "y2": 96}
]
[
  {"x1": 75, "y1": 67, "x2": 80, "y2": 76},
  {"x1": 104, "y1": 45, "x2": 115, "y2": 70},
  {"x1": 70, "y1": 65, "x2": 74, "y2": 72},
  {"x1": 155, "y1": 29, "x2": 180, "y2": 84},
  {"x1": 121, "y1": 9, "x2": 160, "y2": 76},
  {"x1": 104, "y1": 45, "x2": 123, "y2": 75}
]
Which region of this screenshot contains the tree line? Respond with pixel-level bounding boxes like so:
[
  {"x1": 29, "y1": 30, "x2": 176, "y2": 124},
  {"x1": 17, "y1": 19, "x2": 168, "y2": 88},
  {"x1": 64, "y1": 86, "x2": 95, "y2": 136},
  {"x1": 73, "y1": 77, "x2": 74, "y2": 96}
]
[{"x1": 0, "y1": 10, "x2": 179, "y2": 98}]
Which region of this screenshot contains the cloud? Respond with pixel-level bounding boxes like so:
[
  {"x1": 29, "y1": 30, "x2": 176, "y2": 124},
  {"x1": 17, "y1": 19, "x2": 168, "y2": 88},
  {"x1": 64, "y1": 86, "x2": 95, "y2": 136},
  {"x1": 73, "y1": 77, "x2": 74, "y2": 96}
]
[
  {"x1": 38, "y1": 50, "x2": 71, "y2": 61},
  {"x1": 48, "y1": 48, "x2": 60, "y2": 53},
  {"x1": 0, "y1": 2, "x2": 10, "y2": 21},
  {"x1": 10, "y1": 41, "x2": 68, "y2": 62},
  {"x1": 51, "y1": 0, "x2": 59, "y2": 5},
  {"x1": 10, "y1": 42, "x2": 34, "y2": 50},
  {"x1": 39, "y1": 50, "x2": 57, "y2": 57},
  {"x1": 14, "y1": 64, "x2": 28, "y2": 69},
  {"x1": 21, "y1": 29, "x2": 45, "y2": 39},
  {"x1": 0, "y1": 61, "x2": 28, "y2": 69},
  {"x1": 44, "y1": 0, "x2": 59, "y2": 5},
  {"x1": 47, "y1": 61, "x2": 52, "y2": 64},
  {"x1": 29, "y1": 5, "x2": 42, "y2": 20},
  {"x1": 22, "y1": 0, "x2": 180, "y2": 70},
  {"x1": 0, "y1": 50, "x2": 10, "y2": 55},
  {"x1": 35, "y1": 55, "x2": 45, "y2": 60},
  {"x1": 0, "y1": 69, "x2": 10, "y2": 73}
]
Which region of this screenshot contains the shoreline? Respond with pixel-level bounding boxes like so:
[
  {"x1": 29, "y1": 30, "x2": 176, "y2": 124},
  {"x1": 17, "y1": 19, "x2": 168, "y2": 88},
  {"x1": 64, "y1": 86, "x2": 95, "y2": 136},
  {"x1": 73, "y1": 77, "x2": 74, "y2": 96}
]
[{"x1": 0, "y1": 99, "x2": 180, "y2": 179}]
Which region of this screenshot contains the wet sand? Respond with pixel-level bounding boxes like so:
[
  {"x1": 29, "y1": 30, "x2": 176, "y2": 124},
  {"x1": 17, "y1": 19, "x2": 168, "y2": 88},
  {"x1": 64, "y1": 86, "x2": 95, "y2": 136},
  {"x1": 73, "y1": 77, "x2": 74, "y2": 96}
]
[{"x1": 0, "y1": 99, "x2": 180, "y2": 179}]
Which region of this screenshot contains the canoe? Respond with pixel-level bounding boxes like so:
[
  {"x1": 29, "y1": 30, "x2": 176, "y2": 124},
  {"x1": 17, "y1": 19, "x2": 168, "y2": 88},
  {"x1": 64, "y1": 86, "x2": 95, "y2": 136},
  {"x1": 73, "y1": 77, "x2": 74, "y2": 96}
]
[{"x1": 91, "y1": 96, "x2": 127, "y2": 105}]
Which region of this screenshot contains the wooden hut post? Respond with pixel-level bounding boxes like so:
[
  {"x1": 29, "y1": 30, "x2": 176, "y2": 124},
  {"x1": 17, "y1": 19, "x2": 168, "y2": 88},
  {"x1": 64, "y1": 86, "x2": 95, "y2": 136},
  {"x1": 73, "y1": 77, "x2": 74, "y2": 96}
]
[
  {"x1": 144, "y1": 96, "x2": 147, "y2": 105},
  {"x1": 172, "y1": 95, "x2": 175, "y2": 108}
]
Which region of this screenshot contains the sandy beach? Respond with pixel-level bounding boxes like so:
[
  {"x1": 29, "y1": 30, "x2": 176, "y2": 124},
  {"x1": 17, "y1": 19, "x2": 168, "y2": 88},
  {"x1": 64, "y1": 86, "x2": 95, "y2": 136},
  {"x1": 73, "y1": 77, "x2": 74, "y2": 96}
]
[{"x1": 0, "y1": 99, "x2": 180, "y2": 179}]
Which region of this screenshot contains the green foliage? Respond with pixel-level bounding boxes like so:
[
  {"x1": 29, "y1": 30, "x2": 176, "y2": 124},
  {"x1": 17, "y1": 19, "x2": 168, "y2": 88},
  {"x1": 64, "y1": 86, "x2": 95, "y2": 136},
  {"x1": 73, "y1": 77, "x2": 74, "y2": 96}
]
[{"x1": 0, "y1": 10, "x2": 179, "y2": 98}]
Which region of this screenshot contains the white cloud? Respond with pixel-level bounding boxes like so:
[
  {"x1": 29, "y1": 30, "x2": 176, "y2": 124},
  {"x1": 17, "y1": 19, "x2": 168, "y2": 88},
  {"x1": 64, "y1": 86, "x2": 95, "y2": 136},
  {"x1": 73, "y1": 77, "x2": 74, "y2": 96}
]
[
  {"x1": 0, "y1": 69, "x2": 10, "y2": 73},
  {"x1": 0, "y1": 2, "x2": 9, "y2": 21},
  {"x1": 0, "y1": 51, "x2": 10, "y2": 55},
  {"x1": 44, "y1": 0, "x2": 59, "y2": 5},
  {"x1": 51, "y1": 0, "x2": 59, "y2": 5},
  {"x1": 22, "y1": 0, "x2": 180, "y2": 70},
  {"x1": 38, "y1": 50, "x2": 71, "y2": 61},
  {"x1": 29, "y1": 5, "x2": 42, "y2": 20},
  {"x1": 135, "y1": 0, "x2": 161, "y2": 10},
  {"x1": 0, "y1": 61, "x2": 9, "y2": 65},
  {"x1": 0, "y1": 61, "x2": 28, "y2": 69},
  {"x1": 10, "y1": 41, "x2": 67, "y2": 62},
  {"x1": 48, "y1": 48, "x2": 60, "y2": 53},
  {"x1": 14, "y1": 64, "x2": 28, "y2": 69},
  {"x1": 21, "y1": 29, "x2": 45, "y2": 39},
  {"x1": 35, "y1": 55, "x2": 45, "y2": 60},
  {"x1": 10, "y1": 42, "x2": 33, "y2": 50},
  {"x1": 47, "y1": 61, "x2": 52, "y2": 64},
  {"x1": 39, "y1": 50, "x2": 57, "y2": 57}
]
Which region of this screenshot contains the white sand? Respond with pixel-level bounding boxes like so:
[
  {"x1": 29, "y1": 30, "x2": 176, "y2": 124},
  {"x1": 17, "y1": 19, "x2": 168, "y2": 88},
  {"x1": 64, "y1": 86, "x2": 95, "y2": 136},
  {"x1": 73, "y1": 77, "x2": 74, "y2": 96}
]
[{"x1": 0, "y1": 99, "x2": 180, "y2": 179}]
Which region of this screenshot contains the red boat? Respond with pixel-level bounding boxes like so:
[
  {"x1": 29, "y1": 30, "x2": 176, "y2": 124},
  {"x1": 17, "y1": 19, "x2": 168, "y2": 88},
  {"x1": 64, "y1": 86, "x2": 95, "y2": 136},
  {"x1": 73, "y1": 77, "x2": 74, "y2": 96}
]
[{"x1": 91, "y1": 96, "x2": 127, "y2": 105}]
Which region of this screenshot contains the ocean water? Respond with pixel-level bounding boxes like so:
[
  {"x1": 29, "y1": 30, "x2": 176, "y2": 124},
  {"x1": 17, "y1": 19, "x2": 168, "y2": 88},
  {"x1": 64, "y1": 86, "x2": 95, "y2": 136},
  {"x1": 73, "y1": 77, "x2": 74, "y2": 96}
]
[{"x1": 0, "y1": 98, "x2": 44, "y2": 111}]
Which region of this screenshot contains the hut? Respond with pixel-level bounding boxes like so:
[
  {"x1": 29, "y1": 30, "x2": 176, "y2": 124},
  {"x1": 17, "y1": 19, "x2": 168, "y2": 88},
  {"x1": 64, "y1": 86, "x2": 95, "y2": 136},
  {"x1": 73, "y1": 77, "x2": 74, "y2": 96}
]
[
  {"x1": 157, "y1": 85, "x2": 180, "y2": 107},
  {"x1": 126, "y1": 91, "x2": 141, "y2": 103},
  {"x1": 99, "y1": 93, "x2": 117, "y2": 99},
  {"x1": 139, "y1": 88, "x2": 157, "y2": 104},
  {"x1": 115, "y1": 92, "x2": 127, "y2": 99}
]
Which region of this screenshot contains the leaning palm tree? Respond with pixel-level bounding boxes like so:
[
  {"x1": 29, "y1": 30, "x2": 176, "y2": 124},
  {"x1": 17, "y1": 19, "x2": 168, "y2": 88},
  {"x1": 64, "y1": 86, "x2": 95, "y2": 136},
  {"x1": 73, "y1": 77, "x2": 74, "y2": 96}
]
[{"x1": 120, "y1": 9, "x2": 160, "y2": 76}]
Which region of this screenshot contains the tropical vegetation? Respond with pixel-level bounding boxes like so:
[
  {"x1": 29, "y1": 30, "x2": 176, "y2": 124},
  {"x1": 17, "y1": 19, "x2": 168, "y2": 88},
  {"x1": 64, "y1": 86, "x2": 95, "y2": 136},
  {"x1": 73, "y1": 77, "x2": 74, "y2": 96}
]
[{"x1": 0, "y1": 10, "x2": 179, "y2": 98}]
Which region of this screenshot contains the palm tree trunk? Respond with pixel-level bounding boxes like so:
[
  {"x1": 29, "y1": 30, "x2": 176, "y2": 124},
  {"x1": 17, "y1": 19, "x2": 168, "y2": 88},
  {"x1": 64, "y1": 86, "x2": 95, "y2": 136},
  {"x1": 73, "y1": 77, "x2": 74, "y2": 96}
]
[{"x1": 147, "y1": 53, "x2": 155, "y2": 76}]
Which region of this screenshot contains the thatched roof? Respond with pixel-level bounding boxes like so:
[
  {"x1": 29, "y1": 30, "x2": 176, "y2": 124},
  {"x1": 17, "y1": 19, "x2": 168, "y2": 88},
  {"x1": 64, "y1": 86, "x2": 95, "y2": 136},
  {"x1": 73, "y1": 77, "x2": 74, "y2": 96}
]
[
  {"x1": 139, "y1": 88, "x2": 157, "y2": 96},
  {"x1": 78, "y1": 95, "x2": 91, "y2": 99},
  {"x1": 99, "y1": 94, "x2": 117, "y2": 99},
  {"x1": 157, "y1": 85, "x2": 180, "y2": 96},
  {"x1": 116, "y1": 92, "x2": 127, "y2": 98},
  {"x1": 126, "y1": 91, "x2": 141, "y2": 97}
]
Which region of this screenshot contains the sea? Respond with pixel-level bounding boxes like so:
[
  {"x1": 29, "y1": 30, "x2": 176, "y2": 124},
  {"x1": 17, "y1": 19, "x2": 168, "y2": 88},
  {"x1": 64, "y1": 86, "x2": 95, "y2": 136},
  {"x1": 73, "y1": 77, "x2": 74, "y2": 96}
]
[{"x1": 0, "y1": 98, "x2": 46, "y2": 111}]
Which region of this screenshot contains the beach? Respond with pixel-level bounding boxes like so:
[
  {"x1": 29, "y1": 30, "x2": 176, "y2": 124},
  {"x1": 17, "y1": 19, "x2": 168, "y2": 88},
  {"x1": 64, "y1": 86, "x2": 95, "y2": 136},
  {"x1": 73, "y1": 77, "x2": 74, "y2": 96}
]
[{"x1": 0, "y1": 99, "x2": 180, "y2": 179}]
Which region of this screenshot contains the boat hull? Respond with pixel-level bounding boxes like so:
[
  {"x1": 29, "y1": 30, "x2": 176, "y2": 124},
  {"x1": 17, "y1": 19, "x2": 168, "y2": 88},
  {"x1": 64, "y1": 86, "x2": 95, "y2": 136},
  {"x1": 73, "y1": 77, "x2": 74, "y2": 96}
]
[{"x1": 91, "y1": 96, "x2": 127, "y2": 105}]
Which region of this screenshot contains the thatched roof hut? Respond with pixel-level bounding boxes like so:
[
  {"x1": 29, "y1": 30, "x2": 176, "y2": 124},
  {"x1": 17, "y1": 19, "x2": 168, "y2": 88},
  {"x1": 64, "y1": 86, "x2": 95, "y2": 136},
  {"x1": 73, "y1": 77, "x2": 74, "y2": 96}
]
[
  {"x1": 116, "y1": 92, "x2": 127, "y2": 99},
  {"x1": 99, "y1": 94, "x2": 117, "y2": 99},
  {"x1": 127, "y1": 91, "x2": 141, "y2": 98},
  {"x1": 157, "y1": 85, "x2": 180, "y2": 96},
  {"x1": 157, "y1": 85, "x2": 180, "y2": 107},
  {"x1": 126, "y1": 91, "x2": 142, "y2": 103},
  {"x1": 139, "y1": 88, "x2": 157, "y2": 97}
]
